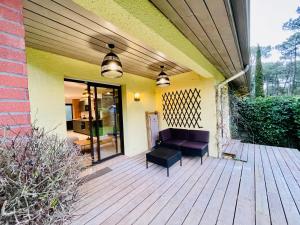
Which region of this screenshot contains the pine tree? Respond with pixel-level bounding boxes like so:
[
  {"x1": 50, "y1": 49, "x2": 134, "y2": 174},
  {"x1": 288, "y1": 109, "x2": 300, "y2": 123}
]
[{"x1": 255, "y1": 45, "x2": 265, "y2": 97}]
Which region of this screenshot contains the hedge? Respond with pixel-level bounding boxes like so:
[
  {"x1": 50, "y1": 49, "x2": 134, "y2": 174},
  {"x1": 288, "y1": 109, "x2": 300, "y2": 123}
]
[{"x1": 233, "y1": 96, "x2": 300, "y2": 149}]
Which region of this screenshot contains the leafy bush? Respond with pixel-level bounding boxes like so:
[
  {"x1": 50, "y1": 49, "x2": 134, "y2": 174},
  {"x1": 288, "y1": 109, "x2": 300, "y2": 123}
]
[
  {"x1": 233, "y1": 96, "x2": 300, "y2": 149},
  {"x1": 0, "y1": 126, "x2": 82, "y2": 224}
]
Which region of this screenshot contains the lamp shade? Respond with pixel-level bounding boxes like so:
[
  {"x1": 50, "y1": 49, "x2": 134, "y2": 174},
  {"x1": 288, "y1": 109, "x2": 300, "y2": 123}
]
[
  {"x1": 156, "y1": 66, "x2": 170, "y2": 87},
  {"x1": 101, "y1": 44, "x2": 123, "y2": 78}
]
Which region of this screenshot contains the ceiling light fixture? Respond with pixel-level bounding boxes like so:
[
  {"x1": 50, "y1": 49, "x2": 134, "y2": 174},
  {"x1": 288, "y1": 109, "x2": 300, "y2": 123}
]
[
  {"x1": 101, "y1": 44, "x2": 123, "y2": 78},
  {"x1": 156, "y1": 65, "x2": 170, "y2": 87},
  {"x1": 82, "y1": 88, "x2": 93, "y2": 98}
]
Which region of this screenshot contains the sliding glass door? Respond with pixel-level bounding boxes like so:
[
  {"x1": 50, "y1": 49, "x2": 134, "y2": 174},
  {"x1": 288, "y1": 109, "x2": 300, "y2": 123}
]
[{"x1": 88, "y1": 83, "x2": 123, "y2": 162}]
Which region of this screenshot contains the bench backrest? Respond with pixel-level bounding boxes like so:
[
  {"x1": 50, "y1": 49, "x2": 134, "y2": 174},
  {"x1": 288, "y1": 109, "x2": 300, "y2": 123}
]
[
  {"x1": 159, "y1": 128, "x2": 209, "y2": 143},
  {"x1": 188, "y1": 130, "x2": 209, "y2": 143}
]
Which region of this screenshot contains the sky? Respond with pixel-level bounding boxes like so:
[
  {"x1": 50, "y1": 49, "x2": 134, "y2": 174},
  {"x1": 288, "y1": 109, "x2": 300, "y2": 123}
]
[{"x1": 251, "y1": 0, "x2": 299, "y2": 62}]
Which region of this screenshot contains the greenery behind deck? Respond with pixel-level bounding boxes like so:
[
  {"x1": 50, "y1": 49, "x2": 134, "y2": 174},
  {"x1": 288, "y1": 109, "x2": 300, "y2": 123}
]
[{"x1": 231, "y1": 96, "x2": 300, "y2": 149}]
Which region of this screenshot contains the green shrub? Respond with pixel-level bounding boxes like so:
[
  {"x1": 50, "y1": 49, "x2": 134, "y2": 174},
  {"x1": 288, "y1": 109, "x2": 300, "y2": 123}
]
[
  {"x1": 234, "y1": 96, "x2": 300, "y2": 149},
  {"x1": 294, "y1": 98, "x2": 300, "y2": 139},
  {"x1": 0, "y1": 126, "x2": 82, "y2": 224}
]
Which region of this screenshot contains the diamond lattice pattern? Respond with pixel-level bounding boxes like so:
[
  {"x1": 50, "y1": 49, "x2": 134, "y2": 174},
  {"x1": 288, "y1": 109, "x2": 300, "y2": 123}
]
[{"x1": 162, "y1": 89, "x2": 202, "y2": 128}]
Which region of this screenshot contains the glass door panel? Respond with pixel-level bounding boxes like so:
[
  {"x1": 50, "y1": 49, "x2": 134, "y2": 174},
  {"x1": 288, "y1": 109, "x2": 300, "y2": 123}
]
[
  {"x1": 98, "y1": 87, "x2": 118, "y2": 159},
  {"x1": 88, "y1": 84, "x2": 123, "y2": 162}
]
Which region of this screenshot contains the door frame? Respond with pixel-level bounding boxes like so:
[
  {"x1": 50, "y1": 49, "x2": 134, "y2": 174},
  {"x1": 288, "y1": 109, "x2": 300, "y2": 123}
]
[
  {"x1": 64, "y1": 78, "x2": 125, "y2": 164},
  {"x1": 65, "y1": 103, "x2": 73, "y2": 130}
]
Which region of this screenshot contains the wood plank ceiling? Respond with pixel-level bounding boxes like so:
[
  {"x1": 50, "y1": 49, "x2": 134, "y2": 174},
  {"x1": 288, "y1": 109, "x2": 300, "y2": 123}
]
[
  {"x1": 23, "y1": 0, "x2": 190, "y2": 79},
  {"x1": 150, "y1": 0, "x2": 248, "y2": 86}
]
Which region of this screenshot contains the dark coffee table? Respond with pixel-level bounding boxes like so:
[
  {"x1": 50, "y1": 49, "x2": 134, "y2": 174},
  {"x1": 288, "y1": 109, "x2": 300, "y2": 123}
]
[{"x1": 146, "y1": 147, "x2": 182, "y2": 177}]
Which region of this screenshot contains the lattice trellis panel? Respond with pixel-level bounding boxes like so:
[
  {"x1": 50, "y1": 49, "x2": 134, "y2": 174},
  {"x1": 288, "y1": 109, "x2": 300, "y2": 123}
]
[{"x1": 162, "y1": 88, "x2": 202, "y2": 128}]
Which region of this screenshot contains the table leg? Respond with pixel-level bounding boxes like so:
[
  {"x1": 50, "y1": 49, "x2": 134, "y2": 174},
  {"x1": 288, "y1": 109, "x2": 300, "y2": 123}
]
[
  {"x1": 146, "y1": 160, "x2": 148, "y2": 169},
  {"x1": 167, "y1": 167, "x2": 169, "y2": 177},
  {"x1": 180, "y1": 157, "x2": 182, "y2": 166}
]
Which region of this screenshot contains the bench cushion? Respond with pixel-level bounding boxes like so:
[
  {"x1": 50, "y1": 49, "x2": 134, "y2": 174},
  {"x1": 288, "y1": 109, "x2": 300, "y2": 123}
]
[
  {"x1": 180, "y1": 141, "x2": 208, "y2": 150},
  {"x1": 163, "y1": 139, "x2": 186, "y2": 149},
  {"x1": 180, "y1": 141, "x2": 208, "y2": 156},
  {"x1": 188, "y1": 130, "x2": 209, "y2": 142}
]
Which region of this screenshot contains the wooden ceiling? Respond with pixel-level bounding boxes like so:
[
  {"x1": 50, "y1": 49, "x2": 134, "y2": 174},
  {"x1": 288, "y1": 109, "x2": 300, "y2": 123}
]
[
  {"x1": 150, "y1": 0, "x2": 250, "y2": 86},
  {"x1": 23, "y1": 0, "x2": 190, "y2": 79}
]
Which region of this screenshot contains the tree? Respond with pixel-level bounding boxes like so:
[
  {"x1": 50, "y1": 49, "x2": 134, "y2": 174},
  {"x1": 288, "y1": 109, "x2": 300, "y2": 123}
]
[
  {"x1": 263, "y1": 62, "x2": 289, "y2": 95},
  {"x1": 250, "y1": 45, "x2": 272, "y2": 65},
  {"x1": 250, "y1": 45, "x2": 271, "y2": 96},
  {"x1": 276, "y1": 33, "x2": 300, "y2": 94},
  {"x1": 280, "y1": 6, "x2": 300, "y2": 95},
  {"x1": 255, "y1": 45, "x2": 265, "y2": 97},
  {"x1": 283, "y1": 7, "x2": 300, "y2": 31}
]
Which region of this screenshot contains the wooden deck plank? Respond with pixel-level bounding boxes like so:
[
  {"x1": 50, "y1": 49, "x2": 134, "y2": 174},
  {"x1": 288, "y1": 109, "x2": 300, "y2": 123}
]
[
  {"x1": 111, "y1": 157, "x2": 207, "y2": 225},
  {"x1": 216, "y1": 160, "x2": 243, "y2": 225},
  {"x1": 232, "y1": 140, "x2": 242, "y2": 156},
  {"x1": 81, "y1": 157, "x2": 145, "y2": 199},
  {"x1": 240, "y1": 141, "x2": 249, "y2": 162},
  {"x1": 80, "y1": 158, "x2": 145, "y2": 194},
  {"x1": 235, "y1": 142, "x2": 244, "y2": 159},
  {"x1": 72, "y1": 162, "x2": 164, "y2": 224},
  {"x1": 72, "y1": 142, "x2": 299, "y2": 225},
  {"x1": 158, "y1": 159, "x2": 226, "y2": 225},
  {"x1": 271, "y1": 146, "x2": 300, "y2": 211},
  {"x1": 278, "y1": 148, "x2": 300, "y2": 186},
  {"x1": 223, "y1": 139, "x2": 237, "y2": 154},
  {"x1": 265, "y1": 146, "x2": 300, "y2": 225},
  {"x1": 147, "y1": 159, "x2": 221, "y2": 225},
  {"x1": 101, "y1": 157, "x2": 202, "y2": 225},
  {"x1": 234, "y1": 143, "x2": 255, "y2": 225},
  {"x1": 286, "y1": 146, "x2": 300, "y2": 160},
  {"x1": 284, "y1": 147, "x2": 300, "y2": 170},
  {"x1": 260, "y1": 145, "x2": 287, "y2": 225},
  {"x1": 79, "y1": 155, "x2": 126, "y2": 178},
  {"x1": 79, "y1": 154, "x2": 145, "y2": 195},
  {"x1": 222, "y1": 139, "x2": 236, "y2": 153},
  {"x1": 85, "y1": 158, "x2": 188, "y2": 225},
  {"x1": 227, "y1": 140, "x2": 239, "y2": 154},
  {"x1": 76, "y1": 156, "x2": 148, "y2": 210},
  {"x1": 255, "y1": 145, "x2": 271, "y2": 225},
  {"x1": 75, "y1": 159, "x2": 147, "y2": 212},
  {"x1": 181, "y1": 160, "x2": 233, "y2": 225},
  {"x1": 133, "y1": 157, "x2": 215, "y2": 225},
  {"x1": 198, "y1": 160, "x2": 237, "y2": 225}
]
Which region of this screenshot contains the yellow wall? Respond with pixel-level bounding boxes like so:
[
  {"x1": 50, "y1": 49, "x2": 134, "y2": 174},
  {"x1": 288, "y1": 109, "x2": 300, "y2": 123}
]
[
  {"x1": 26, "y1": 47, "x2": 156, "y2": 156},
  {"x1": 155, "y1": 72, "x2": 218, "y2": 156},
  {"x1": 27, "y1": 48, "x2": 220, "y2": 157}
]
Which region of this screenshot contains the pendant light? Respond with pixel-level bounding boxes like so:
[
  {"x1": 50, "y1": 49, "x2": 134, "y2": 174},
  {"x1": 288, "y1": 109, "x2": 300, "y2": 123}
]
[
  {"x1": 101, "y1": 44, "x2": 123, "y2": 78},
  {"x1": 82, "y1": 88, "x2": 93, "y2": 98},
  {"x1": 156, "y1": 65, "x2": 170, "y2": 87}
]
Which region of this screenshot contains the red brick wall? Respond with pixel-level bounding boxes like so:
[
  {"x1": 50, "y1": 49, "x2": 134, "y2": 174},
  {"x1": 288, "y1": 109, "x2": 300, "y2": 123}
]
[{"x1": 0, "y1": 0, "x2": 31, "y2": 137}]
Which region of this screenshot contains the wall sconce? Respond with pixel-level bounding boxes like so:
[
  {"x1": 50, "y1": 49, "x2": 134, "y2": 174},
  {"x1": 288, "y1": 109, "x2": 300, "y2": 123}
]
[{"x1": 134, "y1": 93, "x2": 140, "y2": 101}]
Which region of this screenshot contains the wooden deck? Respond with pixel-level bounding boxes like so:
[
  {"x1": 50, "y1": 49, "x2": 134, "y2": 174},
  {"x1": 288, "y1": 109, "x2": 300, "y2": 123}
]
[{"x1": 72, "y1": 141, "x2": 300, "y2": 225}]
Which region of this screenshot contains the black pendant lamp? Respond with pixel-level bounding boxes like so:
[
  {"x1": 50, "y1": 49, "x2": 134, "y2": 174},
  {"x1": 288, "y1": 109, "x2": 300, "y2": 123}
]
[
  {"x1": 101, "y1": 44, "x2": 123, "y2": 78},
  {"x1": 156, "y1": 65, "x2": 170, "y2": 87}
]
